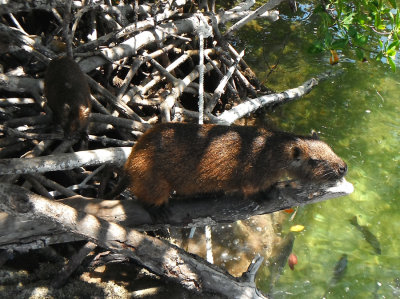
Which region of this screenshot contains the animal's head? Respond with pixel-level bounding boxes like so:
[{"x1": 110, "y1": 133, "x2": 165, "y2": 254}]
[{"x1": 288, "y1": 132, "x2": 347, "y2": 183}]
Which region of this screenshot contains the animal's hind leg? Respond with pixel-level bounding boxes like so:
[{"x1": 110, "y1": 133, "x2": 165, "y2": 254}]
[
  {"x1": 133, "y1": 178, "x2": 172, "y2": 222},
  {"x1": 133, "y1": 177, "x2": 171, "y2": 206}
]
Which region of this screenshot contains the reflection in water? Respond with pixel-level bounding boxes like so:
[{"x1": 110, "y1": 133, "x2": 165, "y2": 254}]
[{"x1": 173, "y1": 213, "x2": 287, "y2": 277}]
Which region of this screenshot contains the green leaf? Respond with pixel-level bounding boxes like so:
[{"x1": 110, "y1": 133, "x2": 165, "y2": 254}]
[
  {"x1": 387, "y1": 56, "x2": 396, "y2": 71},
  {"x1": 368, "y1": 2, "x2": 378, "y2": 12},
  {"x1": 355, "y1": 48, "x2": 365, "y2": 60},
  {"x1": 342, "y1": 13, "x2": 355, "y2": 25},
  {"x1": 354, "y1": 33, "x2": 368, "y2": 45},
  {"x1": 375, "y1": 12, "x2": 381, "y2": 28},
  {"x1": 313, "y1": 4, "x2": 326, "y2": 14},
  {"x1": 324, "y1": 32, "x2": 333, "y2": 45},
  {"x1": 348, "y1": 26, "x2": 358, "y2": 37},
  {"x1": 388, "y1": 40, "x2": 400, "y2": 50},
  {"x1": 308, "y1": 41, "x2": 326, "y2": 53},
  {"x1": 388, "y1": 0, "x2": 397, "y2": 8},
  {"x1": 386, "y1": 48, "x2": 397, "y2": 56},
  {"x1": 378, "y1": 0, "x2": 383, "y2": 10},
  {"x1": 331, "y1": 38, "x2": 348, "y2": 49}
]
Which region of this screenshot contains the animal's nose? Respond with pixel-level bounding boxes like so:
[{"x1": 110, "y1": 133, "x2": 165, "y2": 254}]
[{"x1": 339, "y1": 164, "x2": 347, "y2": 176}]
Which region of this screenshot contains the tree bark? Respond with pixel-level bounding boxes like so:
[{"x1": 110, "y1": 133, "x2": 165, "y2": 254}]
[
  {"x1": 0, "y1": 179, "x2": 353, "y2": 251},
  {"x1": 0, "y1": 182, "x2": 268, "y2": 299}
]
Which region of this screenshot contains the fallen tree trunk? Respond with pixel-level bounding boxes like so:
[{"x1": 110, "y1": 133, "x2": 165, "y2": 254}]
[
  {"x1": 0, "y1": 182, "x2": 267, "y2": 299},
  {"x1": 0, "y1": 179, "x2": 353, "y2": 251}
]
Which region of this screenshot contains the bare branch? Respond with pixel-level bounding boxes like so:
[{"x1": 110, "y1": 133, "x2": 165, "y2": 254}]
[
  {"x1": 215, "y1": 71, "x2": 341, "y2": 125},
  {"x1": 224, "y1": 0, "x2": 285, "y2": 36},
  {"x1": 0, "y1": 74, "x2": 42, "y2": 94},
  {"x1": 206, "y1": 50, "x2": 244, "y2": 113},
  {"x1": 161, "y1": 60, "x2": 221, "y2": 121},
  {"x1": 0, "y1": 147, "x2": 132, "y2": 175}
]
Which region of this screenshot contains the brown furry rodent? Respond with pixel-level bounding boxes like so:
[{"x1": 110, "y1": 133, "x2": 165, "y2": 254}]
[
  {"x1": 44, "y1": 56, "x2": 91, "y2": 137},
  {"x1": 121, "y1": 123, "x2": 347, "y2": 206}
]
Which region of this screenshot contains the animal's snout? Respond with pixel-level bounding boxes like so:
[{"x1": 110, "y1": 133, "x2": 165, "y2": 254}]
[{"x1": 338, "y1": 163, "x2": 348, "y2": 176}]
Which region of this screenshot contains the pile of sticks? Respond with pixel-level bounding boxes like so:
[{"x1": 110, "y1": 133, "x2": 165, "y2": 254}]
[
  {"x1": 0, "y1": 1, "x2": 351, "y2": 297},
  {"x1": 0, "y1": 0, "x2": 325, "y2": 196}
]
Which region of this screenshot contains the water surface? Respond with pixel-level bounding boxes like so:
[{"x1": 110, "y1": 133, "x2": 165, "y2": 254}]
[{"x1": 235, "y1": 2, "x2": 400, "y2": 298}]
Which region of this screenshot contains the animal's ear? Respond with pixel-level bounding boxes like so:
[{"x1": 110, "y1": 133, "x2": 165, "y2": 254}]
[
  {"x1": 311, "y1": 130, "x2": 320, "y2": 140},
  {"x1": 293, "y1": 146, "x2": 301, "y2": 160}
]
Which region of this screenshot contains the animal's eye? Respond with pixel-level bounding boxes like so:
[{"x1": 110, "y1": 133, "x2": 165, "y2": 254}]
[
  {"x1": 308, "y1": 159, "x2": 319, "y2": 167},
  {"x1": 293, "y1": 147, "x2": 301, "y2": 160}
]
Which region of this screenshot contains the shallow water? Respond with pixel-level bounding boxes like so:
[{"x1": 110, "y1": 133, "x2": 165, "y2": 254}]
[{"x1": 234, "y1": 2, "x2": 400, "y2": 298}]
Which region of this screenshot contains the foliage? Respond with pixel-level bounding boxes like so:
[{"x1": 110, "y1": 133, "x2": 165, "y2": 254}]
[{"x1": 310, "y1": 0, "x2": 400, "y2": 70}]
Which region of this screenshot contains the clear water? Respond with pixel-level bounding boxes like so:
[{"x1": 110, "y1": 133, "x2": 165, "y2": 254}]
[{"x1": 235, "y1": 2, "x2": 400, "y2": 298}]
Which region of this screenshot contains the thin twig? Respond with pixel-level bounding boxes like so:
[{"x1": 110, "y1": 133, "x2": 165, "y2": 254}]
[{"x1": 224, "y1": 0, "x2": 285, "y2": 36}]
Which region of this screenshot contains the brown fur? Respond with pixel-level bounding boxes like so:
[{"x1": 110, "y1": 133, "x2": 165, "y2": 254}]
[
  {"x1": 44, "y1": 56, "x2": 91, "y2": 137},
  {"x1": 123, "y1": 123, "x2": 347, "y2": 206}
]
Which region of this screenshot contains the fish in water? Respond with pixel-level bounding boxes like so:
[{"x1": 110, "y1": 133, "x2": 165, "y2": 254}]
[
  {"x1": 332, "y1": 254, "x2": 348, "y2": 285},
  {"x1": 266, "y1": 233, "x2": 295, "y2": 296},
  {"x1": 323, "y1": 254, "x2": 348, "y2": 298},
  {"x1": 350, "y1": 216, "x2": 381, "y2": 255}
]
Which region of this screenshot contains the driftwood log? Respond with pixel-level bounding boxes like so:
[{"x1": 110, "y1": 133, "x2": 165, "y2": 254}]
[
  {"x1": 0, "y1": 181, "x2": 353, "y2": 297},
  {"x1": 0, "y1": 178, "x2": 353, "y2": 252},
  {"x1": 0, "y1": 182, "x2": 269, "y2": 298}
]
